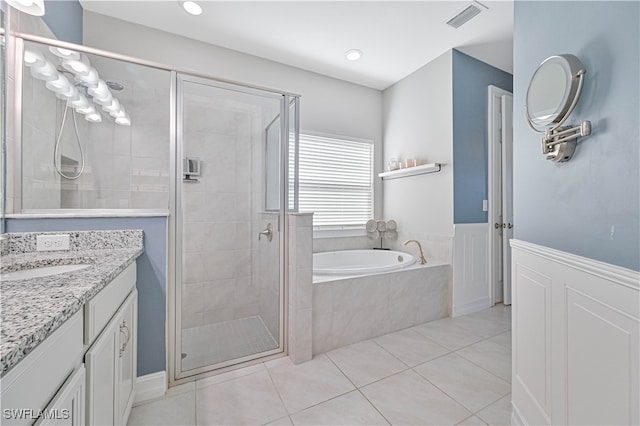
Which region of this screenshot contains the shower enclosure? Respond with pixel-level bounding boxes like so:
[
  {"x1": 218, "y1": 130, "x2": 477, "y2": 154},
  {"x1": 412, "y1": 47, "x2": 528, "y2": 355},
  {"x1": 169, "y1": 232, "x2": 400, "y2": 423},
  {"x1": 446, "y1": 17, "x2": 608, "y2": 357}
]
[
  {"x1": 173, "y1": 76, "x2": 298, "y2": 380},
  {"x1": 12, "y1": 34, "x2": 299, "y2": 383}
]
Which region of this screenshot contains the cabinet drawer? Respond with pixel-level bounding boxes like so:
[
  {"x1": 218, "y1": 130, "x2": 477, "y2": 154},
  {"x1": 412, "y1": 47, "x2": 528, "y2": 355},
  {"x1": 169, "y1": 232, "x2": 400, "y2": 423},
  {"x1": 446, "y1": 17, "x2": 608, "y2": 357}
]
[
  {"x1": 0, "y1": 311, "x2": 84, "y2": 426},
  {"x1": 84, "y1": 263, "x2": 136, "y2": 345}
]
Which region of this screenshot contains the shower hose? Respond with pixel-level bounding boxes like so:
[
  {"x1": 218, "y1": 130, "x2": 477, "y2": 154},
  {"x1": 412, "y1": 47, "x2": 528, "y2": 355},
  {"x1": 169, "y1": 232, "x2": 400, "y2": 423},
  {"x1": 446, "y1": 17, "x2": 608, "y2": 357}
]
[{"x1": 53, "y1": 100, "x2": 86, "y2": 180}]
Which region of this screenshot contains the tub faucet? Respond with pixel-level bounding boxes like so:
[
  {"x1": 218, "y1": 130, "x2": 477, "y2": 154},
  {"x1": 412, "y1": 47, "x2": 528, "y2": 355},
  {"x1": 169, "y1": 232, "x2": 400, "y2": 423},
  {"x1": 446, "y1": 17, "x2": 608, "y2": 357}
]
[{"x1": 403, "y1": 239, "x2": 427, "y2": 265}]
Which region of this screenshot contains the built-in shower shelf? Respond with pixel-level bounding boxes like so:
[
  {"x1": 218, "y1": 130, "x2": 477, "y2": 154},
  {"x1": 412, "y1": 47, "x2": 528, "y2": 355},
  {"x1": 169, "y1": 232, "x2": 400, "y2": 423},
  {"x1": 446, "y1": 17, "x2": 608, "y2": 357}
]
[{"x1": 378, "y1": 163, "x2": 442, "y2": 180}]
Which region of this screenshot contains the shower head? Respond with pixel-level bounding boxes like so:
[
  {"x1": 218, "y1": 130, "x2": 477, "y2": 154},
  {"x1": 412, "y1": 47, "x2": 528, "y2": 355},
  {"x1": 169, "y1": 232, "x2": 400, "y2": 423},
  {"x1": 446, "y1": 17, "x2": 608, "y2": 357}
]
[{"x1": 106, "y1": 81, "x2": 124, "y2": 91}]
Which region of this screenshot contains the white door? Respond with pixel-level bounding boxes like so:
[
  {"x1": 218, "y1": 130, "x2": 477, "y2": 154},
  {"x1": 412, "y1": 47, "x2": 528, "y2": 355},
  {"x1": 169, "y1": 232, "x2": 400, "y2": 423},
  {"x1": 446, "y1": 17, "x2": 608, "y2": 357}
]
[
  {"x1": 488, "y1": 86, "x2": 513, "y2": 305},
  {"x1": 501, "y1": 94, "x2": 514, "y2": 305}
]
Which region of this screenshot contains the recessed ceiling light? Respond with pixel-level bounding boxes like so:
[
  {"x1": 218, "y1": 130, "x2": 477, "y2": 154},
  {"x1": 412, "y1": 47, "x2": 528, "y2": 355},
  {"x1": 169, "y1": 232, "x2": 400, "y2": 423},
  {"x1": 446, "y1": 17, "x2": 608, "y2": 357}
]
[
  {"x1": 345, "y1": 49, "x2": 363, "y2": 61},
  {"x1": 181, "y1": 1, "x2": 202, "y2": 16}
]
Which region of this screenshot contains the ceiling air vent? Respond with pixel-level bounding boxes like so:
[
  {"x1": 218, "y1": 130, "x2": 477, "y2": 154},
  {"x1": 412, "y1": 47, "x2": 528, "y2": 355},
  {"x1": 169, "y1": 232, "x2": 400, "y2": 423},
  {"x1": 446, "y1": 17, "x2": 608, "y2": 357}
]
[{"x1": 446, "y1": 1, "x2": 487, "y2": 29}]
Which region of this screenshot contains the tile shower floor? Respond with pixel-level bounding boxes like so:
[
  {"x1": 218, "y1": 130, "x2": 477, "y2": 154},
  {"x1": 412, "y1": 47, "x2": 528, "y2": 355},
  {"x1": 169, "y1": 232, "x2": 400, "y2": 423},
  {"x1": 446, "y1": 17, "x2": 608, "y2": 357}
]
[
  {"x1": 181, "y1": 316, "x2": 279, "y2": 371},
  {"x1": 129, "y1": 305, "x2": 512, "y2": 426}
]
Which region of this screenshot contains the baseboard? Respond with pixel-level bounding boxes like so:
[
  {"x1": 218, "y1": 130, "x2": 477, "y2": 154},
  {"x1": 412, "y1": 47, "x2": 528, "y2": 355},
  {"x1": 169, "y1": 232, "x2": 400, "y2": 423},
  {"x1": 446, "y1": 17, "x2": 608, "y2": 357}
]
[
  {"x1": 451, "y1": 296, "x2": 491, "y2": 317},
  {"x1": 134, "y1": 371, "x2": 167, "y2": 406}
]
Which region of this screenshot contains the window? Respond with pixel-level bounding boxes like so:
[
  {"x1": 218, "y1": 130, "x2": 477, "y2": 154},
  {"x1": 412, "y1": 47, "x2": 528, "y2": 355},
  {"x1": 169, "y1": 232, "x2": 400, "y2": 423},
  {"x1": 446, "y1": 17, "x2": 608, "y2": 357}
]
[{"x1": 297, "y1": 133, "x2": 374, "y2": 230}]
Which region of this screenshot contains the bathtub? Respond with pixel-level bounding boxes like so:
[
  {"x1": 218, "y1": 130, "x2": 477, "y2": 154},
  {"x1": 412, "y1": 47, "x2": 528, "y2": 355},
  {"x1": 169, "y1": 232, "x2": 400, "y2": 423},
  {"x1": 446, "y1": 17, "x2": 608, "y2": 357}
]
[
  {"x1": 312, "y1": 250, "x2": 450, "y2": 355},
  {"x1": 314, "y1": 249, "x2": 416, "y2": 276}
]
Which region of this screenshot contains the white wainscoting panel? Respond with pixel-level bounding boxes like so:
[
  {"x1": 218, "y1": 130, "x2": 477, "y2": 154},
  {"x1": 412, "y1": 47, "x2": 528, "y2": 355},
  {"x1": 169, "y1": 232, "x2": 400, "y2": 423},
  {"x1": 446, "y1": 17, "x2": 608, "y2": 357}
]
[
  {"x1": 512, "y1": 263, "x2": 552, "y2": 425},
  {"x1": 511, "y1": 240, "x2": 639, "y2": 426},
  {"x1": 452, "y1": 224, "x2": 491, "y2": 317}
]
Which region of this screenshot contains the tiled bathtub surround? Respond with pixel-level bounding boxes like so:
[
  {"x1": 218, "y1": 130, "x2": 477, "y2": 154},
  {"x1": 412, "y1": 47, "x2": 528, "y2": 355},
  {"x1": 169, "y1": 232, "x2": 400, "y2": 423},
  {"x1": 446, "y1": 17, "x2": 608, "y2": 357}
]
[
  {"x1": 288, "y1": 213, "x2": 313, "y2": 364},
  {"x1": 312, "y1": 263, "x2": 450, "y2": 355},
  {"x1": 0, "y1": 230, "x2": 143, "y2": 375}
]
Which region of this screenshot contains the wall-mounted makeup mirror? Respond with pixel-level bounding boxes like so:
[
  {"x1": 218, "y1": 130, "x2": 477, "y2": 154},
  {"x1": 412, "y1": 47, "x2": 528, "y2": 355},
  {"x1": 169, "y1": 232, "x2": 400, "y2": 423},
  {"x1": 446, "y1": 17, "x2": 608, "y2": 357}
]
[{"x1": 526, "y1": 54, "x2": 592, "y2": 163}]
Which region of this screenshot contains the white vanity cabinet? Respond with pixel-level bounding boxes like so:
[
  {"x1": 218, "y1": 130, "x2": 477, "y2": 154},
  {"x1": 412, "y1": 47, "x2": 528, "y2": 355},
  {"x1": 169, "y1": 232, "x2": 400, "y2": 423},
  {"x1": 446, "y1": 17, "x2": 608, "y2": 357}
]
[
  {"x1": 86, "y1": 290, "x2": 137, "y2": 426},
  {"x1": 0, "y1": 262, "x2": 138, "y2": 426},
  {"x1": 85, "y1": 263, "x2": 137, "y2": 426},
  {"x1": 35, "y1": 366, "x2": 85, "y2": 426}
]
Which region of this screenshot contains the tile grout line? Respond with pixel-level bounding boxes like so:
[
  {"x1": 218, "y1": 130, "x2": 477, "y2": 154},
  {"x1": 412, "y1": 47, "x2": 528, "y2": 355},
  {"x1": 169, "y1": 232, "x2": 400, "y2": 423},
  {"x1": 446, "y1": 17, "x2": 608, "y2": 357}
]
[
  {"x1": 323, "y1": 352, "x2": 392, "y2": 426},
  {"x1": 453, "y1": 344, "x2": 511, "y2": 384},
  {"x1": 262, "y1": 360, "x2": 295, "y2": 423}
]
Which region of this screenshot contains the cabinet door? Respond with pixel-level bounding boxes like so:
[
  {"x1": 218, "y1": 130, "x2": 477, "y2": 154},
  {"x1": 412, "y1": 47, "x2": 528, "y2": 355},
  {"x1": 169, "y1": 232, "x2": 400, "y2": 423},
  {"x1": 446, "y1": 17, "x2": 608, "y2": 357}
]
[
  {"x1": 117, "y1": 290, "x2": 137, "y2": 425},
  {"x1": 85, "y1": 318, "x2": 118, "y2": 426},
  {"x1": 36, "y1": 365, "x2": 85, "y2": 426}
]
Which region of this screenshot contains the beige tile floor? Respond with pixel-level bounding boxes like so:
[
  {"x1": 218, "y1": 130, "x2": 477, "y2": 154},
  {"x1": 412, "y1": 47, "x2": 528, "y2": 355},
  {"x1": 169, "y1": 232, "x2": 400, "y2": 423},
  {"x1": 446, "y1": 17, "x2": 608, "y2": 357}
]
[{"x1": 128, "y1": 305, "x2": 512, "y2": 426}]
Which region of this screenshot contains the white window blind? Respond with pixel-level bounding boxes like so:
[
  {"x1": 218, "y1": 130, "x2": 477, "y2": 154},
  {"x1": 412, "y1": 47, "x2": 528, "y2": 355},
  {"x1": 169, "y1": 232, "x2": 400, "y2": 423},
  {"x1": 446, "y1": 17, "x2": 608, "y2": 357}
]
[{"x1": 297, "y1": 133, "x2": 373, "y2": 229}]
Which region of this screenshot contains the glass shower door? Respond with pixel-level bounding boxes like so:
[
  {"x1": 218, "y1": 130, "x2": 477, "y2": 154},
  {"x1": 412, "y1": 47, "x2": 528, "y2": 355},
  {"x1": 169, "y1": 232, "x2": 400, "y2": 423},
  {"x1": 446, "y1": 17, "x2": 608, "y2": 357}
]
[{"x1": 175, "y1": 75, "x2": 288, "y2": 379}]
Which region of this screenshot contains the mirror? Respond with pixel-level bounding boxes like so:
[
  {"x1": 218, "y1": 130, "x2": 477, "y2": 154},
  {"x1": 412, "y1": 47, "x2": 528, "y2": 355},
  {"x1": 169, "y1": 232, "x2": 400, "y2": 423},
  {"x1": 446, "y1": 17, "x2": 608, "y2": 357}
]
[{"x1": 525, "y1": 54, "x2": 592, "y2": 163}]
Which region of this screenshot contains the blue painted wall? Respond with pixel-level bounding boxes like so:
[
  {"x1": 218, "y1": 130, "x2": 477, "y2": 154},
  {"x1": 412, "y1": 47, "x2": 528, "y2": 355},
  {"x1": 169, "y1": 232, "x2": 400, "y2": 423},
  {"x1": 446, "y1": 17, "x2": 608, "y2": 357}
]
[
  {"x1": 6, "y1": 216, "x2": 167, "y2": 375},
  {"x1": 513, "y1": 1, "x2": 639, "y2": 271},
  {"x1": 42, "y1": 0, "x2": 82, "y2": 44},
  {"x1": 452, "y1": 50, "x2": 513, "y2": 223}
]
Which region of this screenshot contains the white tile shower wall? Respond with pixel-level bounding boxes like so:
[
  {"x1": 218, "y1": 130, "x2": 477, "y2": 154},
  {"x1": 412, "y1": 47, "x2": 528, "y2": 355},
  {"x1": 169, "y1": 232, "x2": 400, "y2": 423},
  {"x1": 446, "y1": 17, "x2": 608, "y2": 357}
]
[
  {"x1": 257, "y1": 212, "x2": 282, "y2": 341},
  {"x1": 312, "y1": 264, "x2": 450, "y2": 355},
  {"x1": 181, "y1": 100, "x2": 257, "y2": 330},
  {"x1": 288, "y1": 213, "x2": 313, "y2": 364},
  {"x1": 19, "y1": 46, "x2": 171, "y2": 210}
]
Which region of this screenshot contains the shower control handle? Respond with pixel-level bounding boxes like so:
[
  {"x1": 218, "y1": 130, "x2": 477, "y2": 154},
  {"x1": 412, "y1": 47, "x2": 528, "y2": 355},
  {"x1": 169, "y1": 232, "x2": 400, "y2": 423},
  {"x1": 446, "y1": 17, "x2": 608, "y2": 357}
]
[{"x1": 259, "y1": 223, "x2": 273, "y2": 242}]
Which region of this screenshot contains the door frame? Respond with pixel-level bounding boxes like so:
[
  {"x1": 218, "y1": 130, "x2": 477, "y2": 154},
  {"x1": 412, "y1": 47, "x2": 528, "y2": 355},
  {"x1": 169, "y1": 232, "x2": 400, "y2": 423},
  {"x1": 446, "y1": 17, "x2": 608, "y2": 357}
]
[
  {"x1": 168, "y1": 74, "x2": 292, "y2": 386},
  {"x1": 487, "y1": 85, "x2": 513, "y2": 305}
]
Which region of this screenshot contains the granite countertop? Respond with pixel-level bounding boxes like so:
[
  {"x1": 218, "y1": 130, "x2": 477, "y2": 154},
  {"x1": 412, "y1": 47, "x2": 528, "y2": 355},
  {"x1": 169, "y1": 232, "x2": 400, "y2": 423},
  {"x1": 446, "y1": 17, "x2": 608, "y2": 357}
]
[{"x1": 0, "y1": 230, "x2": 143, "y2": 377}]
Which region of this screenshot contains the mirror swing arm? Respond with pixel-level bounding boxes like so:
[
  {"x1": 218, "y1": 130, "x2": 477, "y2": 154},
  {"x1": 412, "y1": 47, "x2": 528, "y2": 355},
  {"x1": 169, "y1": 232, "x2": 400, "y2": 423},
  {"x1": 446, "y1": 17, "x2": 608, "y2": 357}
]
[{"x1": 525, "y1": 54, "x2": 593, "y2": 163}]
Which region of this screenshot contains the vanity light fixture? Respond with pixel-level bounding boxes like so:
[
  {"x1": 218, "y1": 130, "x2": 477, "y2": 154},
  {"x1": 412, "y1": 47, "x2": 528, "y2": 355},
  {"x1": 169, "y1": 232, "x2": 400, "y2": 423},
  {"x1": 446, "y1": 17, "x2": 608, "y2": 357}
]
[
  {"x1": 5, "y1": 0, "x2": 45, "y2": 16},
  {"x1": 24, "y1": 47, "x2": 132, "y2": 126},
  {"x1": 181, "y1": 1, "x2": 203, "y2": 16},
  {"x1": 345, "y1": 49, "x2": 363, "y2": 61}
]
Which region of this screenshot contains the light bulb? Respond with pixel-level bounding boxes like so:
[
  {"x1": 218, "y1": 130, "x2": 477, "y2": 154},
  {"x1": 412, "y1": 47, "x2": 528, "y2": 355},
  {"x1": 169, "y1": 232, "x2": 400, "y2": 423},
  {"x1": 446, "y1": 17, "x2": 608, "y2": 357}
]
[
  {"x1": 181, "y1": 1, "x2": 202, "y2": 15},
  {"x1": 30, "y1": 62, "x2": 58, "y2": 81},
  {"x1": 61, "y1": 54, "x2": 91, "y2": 76},
  {"x1": 76, "y1": 104, "x2": 95, "y2": 115},
  {"x1": 75, "y1": 67, "x2": 99, "y2": 88},
  {"x1": 5, "y1": 0, "x2": 44, "y2": 16},
  {"x1": 24, "y1": 49, "x2": 45, "y2": 67},
  {"x1": 85, "y1": 112, "x2": 102, "y2": 123},
  {"x1": 48, "y1": 47, "x2": 81, "y2": 61},
  {"x1": 45, "y1": 74, "x2": 71, "y2": 92},
  {"x1": 55, "y1": 85, "x2": 79, "y2": 100},
  {"x1": 88, "y1": 80, "x2": 108, "y2": 97},
  {"x1": 345, "y1": 49, "x2": 363, "y2": 61},
  {"x1": 102, "y1": 99, "x2": 121, "y2": 114},
  {"x1": 115, "y1": 114, "x2": 131, "y2": 126},
  {"x1": 70, "y1": 94, "x2": 90, "y2": 109},
  {"x1": 111, "y1": 107, "x2": 127, "y2": 119}
]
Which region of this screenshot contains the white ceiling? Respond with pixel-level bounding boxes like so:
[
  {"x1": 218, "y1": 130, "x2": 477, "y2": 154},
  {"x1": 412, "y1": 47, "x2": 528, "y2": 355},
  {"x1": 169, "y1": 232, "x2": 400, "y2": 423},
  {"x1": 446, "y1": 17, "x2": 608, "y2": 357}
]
[{"x1": 80, "y1": 0, "x2": 513, "y2": 90}]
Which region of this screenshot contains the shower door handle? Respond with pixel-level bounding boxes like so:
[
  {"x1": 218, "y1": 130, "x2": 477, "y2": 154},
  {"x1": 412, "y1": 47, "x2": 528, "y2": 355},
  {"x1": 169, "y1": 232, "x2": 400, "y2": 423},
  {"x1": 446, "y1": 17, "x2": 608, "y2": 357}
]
[{"x1": 259, "y1": 223, "x2": 273, "y2": 242}]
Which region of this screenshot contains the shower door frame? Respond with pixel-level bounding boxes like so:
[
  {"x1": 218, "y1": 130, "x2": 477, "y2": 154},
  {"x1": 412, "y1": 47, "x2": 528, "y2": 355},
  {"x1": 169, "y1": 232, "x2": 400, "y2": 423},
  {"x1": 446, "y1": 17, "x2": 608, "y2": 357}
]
[
  {"x1": 169, "y1": 73, "x2": 295, "y2": 384},
  {"x1": 3, "y1": 31, "x2": 300, "y2": 386}
]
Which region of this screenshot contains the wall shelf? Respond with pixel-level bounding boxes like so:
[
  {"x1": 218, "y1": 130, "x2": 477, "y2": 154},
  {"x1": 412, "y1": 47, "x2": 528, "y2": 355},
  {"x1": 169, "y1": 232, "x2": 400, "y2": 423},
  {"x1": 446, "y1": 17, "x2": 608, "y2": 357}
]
[{"x1": 378, "y1": 163, "x2": 442, "y2": 180}]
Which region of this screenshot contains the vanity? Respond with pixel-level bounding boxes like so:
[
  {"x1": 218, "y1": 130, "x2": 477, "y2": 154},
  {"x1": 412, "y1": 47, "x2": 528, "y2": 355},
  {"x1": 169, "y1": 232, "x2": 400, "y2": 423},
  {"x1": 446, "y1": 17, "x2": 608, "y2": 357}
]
[{"x1": 0, "y1": 230, "x2": 143, "y2": 425}]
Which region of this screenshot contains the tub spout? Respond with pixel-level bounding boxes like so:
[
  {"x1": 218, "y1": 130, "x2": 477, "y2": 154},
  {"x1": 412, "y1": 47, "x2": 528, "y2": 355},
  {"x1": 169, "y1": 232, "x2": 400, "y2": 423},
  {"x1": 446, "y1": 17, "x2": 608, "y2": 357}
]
[{"x1": 403, "y1": 239, "x2": 427, "y2": 265}]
